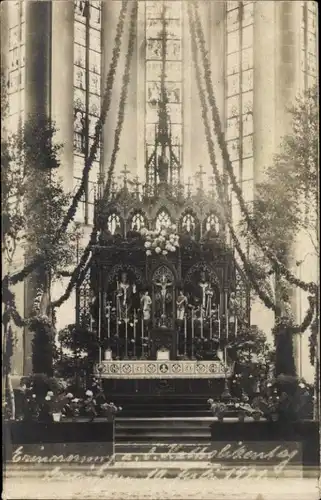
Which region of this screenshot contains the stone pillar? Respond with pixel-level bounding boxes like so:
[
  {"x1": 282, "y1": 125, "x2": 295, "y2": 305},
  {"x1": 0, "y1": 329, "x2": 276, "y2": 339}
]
[
  {"x1": 253, "y1": 1, "x2": 276, "y2": 185},
  {"x1": 24, "y1": 0, "x2": 52, "y2": 375},
  {"x1": 51, "y1": 1, "x2": 74, "y2": 192},
  {"x1": 275, "y1": 1, "x2": 302, "y2": 375},
  {"x1": 24, "y1": 0, "x2": 51, "y2": 119}
]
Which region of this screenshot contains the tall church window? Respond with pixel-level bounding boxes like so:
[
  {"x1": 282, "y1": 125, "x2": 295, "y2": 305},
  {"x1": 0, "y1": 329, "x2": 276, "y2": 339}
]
[
  {"x1": 300, "y1": 1, "x2": 317, "y2": 91},
  {"x1": 73, "y1": 0, "x2": 102, "y2": 225},
  {"x1": 145, "y1": 1, "x2": 183, "y2": 184},
  {"x1": 7, "y1": 0, "x2": 25, "y2": 135},
  {"x1": 226, "y1": 1, "x2": 254, "y2": 235}
]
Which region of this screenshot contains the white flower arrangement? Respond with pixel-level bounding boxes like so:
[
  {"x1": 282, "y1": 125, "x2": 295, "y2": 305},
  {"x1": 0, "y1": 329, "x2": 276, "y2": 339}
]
[{"x1": 142, "y1": 225, "x2": 180, "y2": 257}]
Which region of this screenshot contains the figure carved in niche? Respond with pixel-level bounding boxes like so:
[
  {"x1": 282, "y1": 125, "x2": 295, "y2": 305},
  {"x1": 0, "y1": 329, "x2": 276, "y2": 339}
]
[
  {"x1": 141, "y1": 290, "x2": 152, "y2": 322},
  {"x1": 116, "y1": 272, "x2": 136, "y2": 320},
  {"x1": 157, "y1": 151, "x2": 169, "y2": 183},
  {"x1": 74, "y1": 111, "x2": 85, "y2": 153},
  {"x1": 198, "y1": 270, "x2": 218, "y2": 318}
]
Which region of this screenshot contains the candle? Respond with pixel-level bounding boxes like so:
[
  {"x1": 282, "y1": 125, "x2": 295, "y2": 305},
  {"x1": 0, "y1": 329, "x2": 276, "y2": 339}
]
[
  {"x1": 191, "y1": 308, "x2": 195, "y2": 359},
  {"x1": 235, "y1": 316, "x2": 238, "y2": 337},
  {"x1": 133, "y1": 310, "x2": 137, "y2": 357},
  {"x1": 184, "y1": 315, "x2": 187, "y2": 356},
  {"x1": 125, "y1": 306, "x2": 128, "y2": 357},
  {"x1": 98, "y1": 289, "x2": 102, "y2": 364},
  {"x1": 107, "y1": 303, "x2": 111, "y2": 339},
  {"x1": 225, "y1": 292, "x2": 229, "y2": 341},
  {"x1": 200, "y1": 307, "x2": 204, "y2": 338}
]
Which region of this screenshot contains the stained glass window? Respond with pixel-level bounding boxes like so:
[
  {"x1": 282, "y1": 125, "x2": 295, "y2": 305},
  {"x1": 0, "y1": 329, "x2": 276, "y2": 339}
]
[
  {"x1": 145, "y1": 0, "x2": 183, "y2": 185},
  {"x1": 300, "y1": 2, "x2": 317, "y2": 91},
  {"x1": 225, "y1": 1, "x2": 254, "y2": 225},
  {"x1": 7, "y1": 0, "x2": 25, "y2": 135},
  {"x1": 73, "y1": 0, "x2": 102, "y2": 225}
]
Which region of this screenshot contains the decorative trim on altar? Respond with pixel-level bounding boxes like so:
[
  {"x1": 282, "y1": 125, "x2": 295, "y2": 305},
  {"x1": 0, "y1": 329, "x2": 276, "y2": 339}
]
[{"x1": 95, "y1": 360, "x2": 234, "y2": 379}]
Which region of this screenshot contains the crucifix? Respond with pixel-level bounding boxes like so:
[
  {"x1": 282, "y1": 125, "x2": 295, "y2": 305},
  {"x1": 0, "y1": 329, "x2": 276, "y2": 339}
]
[
  {"x1": 155, "y1": 274, "x2": 173, "y2": 328},
  {"x1": 195, "y1": 165, "x2": 206, "y2": 192},
  {"x1": 121, "y1": 164, "x2": 130, "y2": 189}
]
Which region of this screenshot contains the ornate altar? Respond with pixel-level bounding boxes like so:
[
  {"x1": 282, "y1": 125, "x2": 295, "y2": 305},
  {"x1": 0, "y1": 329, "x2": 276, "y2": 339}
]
[{"x1": 78, "y1": 11, "x2": 250, "y2": 396}]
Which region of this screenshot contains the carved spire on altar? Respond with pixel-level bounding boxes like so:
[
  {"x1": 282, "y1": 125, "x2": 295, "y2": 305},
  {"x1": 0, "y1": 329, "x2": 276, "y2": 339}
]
[{"x1": 145, "y1": 1, "x2": 182, "y2": 195}]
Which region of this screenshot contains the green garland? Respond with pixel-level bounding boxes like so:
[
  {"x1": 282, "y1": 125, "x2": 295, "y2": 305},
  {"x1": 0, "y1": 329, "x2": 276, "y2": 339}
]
[
  {"x1": 4, "y1": 0, "x2": 130, "y2": 289},
  {"x1": 102, "y1": 1, "x2": 138, "y2": 200},
  {"x1": 187, "y1": 4, "x2": 277, "y2": 314},
  {"x1": 51, "y1": 1, "x2": 138, "y2": 311},
  {"x1": 192, "y1": 3, "x2": 317, "y2": 297},
  {"x1": 188, "y1": 5, "x2": 316, "y2": 334}
]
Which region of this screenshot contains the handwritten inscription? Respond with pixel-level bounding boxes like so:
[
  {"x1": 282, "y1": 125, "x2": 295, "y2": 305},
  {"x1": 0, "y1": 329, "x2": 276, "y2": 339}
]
[{"x1": 10, "y1": 441, "x2": 301, "y2": 482}]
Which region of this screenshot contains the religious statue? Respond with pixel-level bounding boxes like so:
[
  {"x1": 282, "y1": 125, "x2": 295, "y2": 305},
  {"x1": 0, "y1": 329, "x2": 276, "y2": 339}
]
[
  {"x1": 141, "y1": 290, "x2": 152, "y2": 322},
  {"x1": 199, "y1": 271, "x2": 211, "y2": 311},
  {"x1": 116, "y1": 272, "x2": 136, "y2": 320},
  {"x1": 228, "y1": 292, "x2": 237, "y2": 324},
  {"x1": 74, "y1": 111, "x2": 85, "y2": 153},
  {"x1": 176, "y1": 290, "x2": 188, "y2": 321},
  {"x1": 157, "y1": 152, "x2": 169, "y2": 183},
  {"x1": 155, "y1": 273, "x2": 172, "y2": 326}
]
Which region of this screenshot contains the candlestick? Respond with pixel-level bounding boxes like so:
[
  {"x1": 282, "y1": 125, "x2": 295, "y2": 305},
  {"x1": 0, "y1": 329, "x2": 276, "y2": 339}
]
[
  {"x1": 133, "y1": 309, "x2": 137, "y2": 357},
  {"x1": 225, "y1": 292, "x2": 229, "y2": 341},
  {"x1": 191, "y1": 308, "x2": 195, "y2": 359},
  {"x1": 125, "y1": 306, "x2": 128, "y2": 358},
  {"x1": 218, "y1": 318, "x2": 221, "y2": 339},
  {"x1": 98, "y1": 289, "x2": 102, "y2": 364},
  {"x1": 184, "y1": 315, "x2": 187, "y2": 356},
  {"x1": 200, "y1": 307, "x2": 204, "y2": 338},
  {"x1": 235, "y1": 316, "x2": 238, "y2": 337},
  {"x1": 106, "y1": 303, "x2": 111, "y2": 339}
]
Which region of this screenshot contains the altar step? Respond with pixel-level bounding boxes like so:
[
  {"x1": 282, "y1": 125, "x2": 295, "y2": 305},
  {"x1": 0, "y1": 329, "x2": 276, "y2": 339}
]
[
  {"x1": 115, "y1": 417, "x2": 212, "y2": 443},
  {"x1": 111, "y1": 395, "x2": 213, "y2": 418}
]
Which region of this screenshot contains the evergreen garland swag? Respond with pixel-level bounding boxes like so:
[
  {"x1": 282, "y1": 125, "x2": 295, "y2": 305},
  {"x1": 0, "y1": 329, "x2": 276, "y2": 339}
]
[
  {"x1": 187, "y1": 4, "x2": 277, "y2": 315},
  {"x1": 188, "y1": 4, "x2": 316, "y2": 334},
  {"x1": 3, "y1": 0, "x2": 130, "y2": 289},
  {"x1": 192, "y1": 2, "x2": 317, "y2": 297},
  {"x1": 51, "y1": 1, "x2": 138, "y2": 311}
]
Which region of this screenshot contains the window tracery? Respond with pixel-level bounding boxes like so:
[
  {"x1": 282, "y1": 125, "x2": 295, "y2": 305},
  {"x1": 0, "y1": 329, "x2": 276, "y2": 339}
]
[
  {"x1": 131, "y1": 213, "x2": 146, "y2": 232},
  {"x1": 205, "y1": 214, "x2": 220, "y2": 234},
  {"x1": 107, "y1": 213, "x2": 122, "y2": 236},
  {"x1": 155, "y1": 210, "x2": 172, "y2": 231}
]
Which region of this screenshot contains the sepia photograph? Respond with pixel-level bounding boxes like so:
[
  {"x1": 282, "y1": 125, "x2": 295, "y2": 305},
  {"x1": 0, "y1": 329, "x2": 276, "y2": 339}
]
[{"x1": 1, "y1": 1, "x2": 320, "y2": 499}]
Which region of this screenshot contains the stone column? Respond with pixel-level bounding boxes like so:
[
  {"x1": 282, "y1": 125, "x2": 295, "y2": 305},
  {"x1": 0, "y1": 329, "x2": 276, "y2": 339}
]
[
  {"x1": 51, "y1": 1, "x2": 74, "y2": 192},
  {"x1": 24, "y1": 0, "x2": 51, "y2": 119},
  {"x1": 253, "y1": 1, "x2": 276, "y2": 185},
  {"x1": 274, "y1": 1, "x2": 302, "y2": 375},
  {"x1": 24, "y1": 0, "x2": 52, "y2": 375}
]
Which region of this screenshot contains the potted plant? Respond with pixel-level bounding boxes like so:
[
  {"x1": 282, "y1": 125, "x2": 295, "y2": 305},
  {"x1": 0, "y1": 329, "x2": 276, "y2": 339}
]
[{"x1": 100, "y1": 401, "x2": 122, "y2": 422}]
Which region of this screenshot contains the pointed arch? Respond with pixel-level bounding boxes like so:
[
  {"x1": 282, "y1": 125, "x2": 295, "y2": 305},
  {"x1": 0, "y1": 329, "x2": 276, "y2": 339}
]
[{"x1": 155, "y1": 207, "x2": 173, "y2": 231}]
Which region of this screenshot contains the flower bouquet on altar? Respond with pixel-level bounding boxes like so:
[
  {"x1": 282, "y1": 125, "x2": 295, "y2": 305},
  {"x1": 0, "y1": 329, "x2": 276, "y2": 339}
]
[{"x1": 141, "y1": 225, "x2": 180, "y2": 257}]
